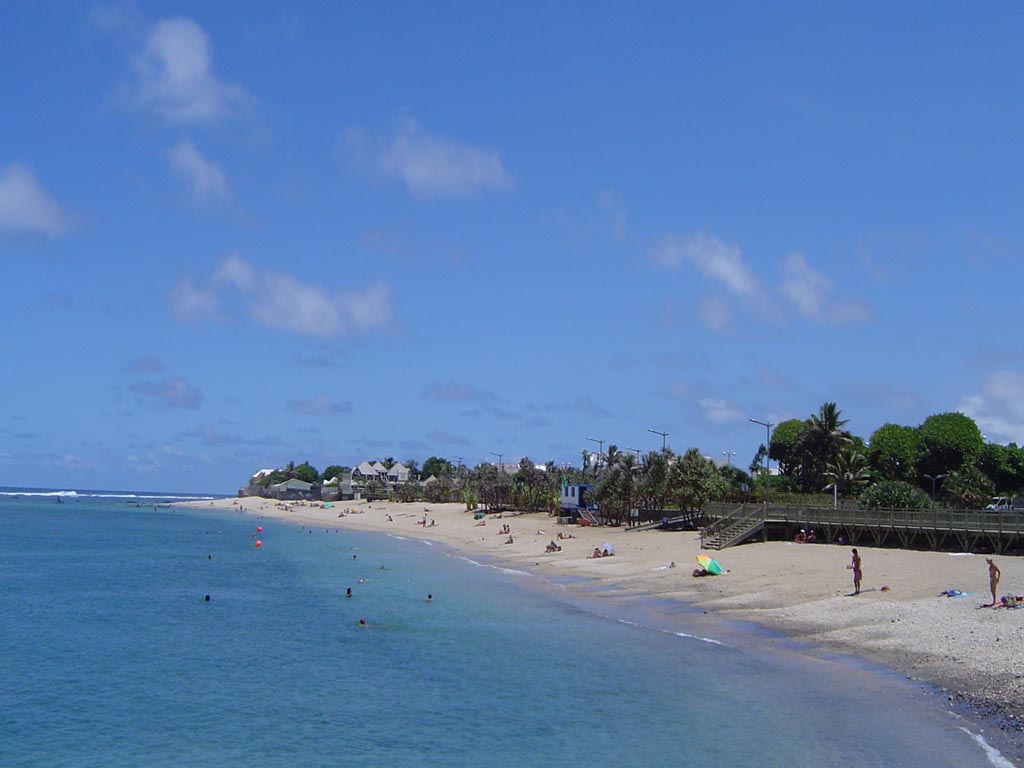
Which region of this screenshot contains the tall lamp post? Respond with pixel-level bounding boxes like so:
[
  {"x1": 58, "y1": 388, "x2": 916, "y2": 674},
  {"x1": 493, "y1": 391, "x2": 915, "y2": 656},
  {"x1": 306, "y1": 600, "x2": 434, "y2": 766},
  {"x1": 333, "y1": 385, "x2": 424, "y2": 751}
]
[
  {"x1": 586, "y1": 437, "x2": 605, "y2": 470},
  {"x1": 490, "y1": 452, "x2": 503, "y2": 474},
  {"x1": 648, "y1": 428, "x2": 669, "y2": 452},
  {"x1": 721, "y1": 450, "x2": 736, "y2": 466},
  {"x1": 748, "y1": 418, "x2": 774, "y2": 504},
  {"x1": 626, "y1": 447, "x2": 642, "y2": 461},
  {"x1": 922, "y1": 473, "x2": 947, "y2": 508}
]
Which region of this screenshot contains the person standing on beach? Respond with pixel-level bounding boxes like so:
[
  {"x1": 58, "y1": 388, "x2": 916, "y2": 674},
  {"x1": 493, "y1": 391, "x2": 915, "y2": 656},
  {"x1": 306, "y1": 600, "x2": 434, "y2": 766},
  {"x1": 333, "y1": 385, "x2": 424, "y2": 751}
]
[
  {"x1": 848, "y1": 548, "x2": 862, "y2": 595},
  {"x1": 987, "y1": 558, "x2": 1001, "y2": 607}
]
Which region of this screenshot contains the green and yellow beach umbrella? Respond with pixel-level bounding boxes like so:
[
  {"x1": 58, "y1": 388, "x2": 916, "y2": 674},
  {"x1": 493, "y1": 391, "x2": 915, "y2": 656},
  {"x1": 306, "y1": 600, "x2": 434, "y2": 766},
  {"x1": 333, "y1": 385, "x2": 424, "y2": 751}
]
[{"x1": 695, "y1": 553, "x2": 724, "y2": 575}]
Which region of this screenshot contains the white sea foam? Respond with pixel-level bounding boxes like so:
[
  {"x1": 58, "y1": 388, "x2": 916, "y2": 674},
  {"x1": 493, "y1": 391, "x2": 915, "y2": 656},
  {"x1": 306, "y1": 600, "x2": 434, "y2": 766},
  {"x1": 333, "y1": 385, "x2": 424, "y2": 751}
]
[
  {"x1": 956, "y1": 726, "x2": 1016, "y2": 767},
  {"x1": 612, "y1": 616, "x2": 726, "y2": 647},
  {"x1": 0, "y1": 489, "x2": 216, "y2": 500}
]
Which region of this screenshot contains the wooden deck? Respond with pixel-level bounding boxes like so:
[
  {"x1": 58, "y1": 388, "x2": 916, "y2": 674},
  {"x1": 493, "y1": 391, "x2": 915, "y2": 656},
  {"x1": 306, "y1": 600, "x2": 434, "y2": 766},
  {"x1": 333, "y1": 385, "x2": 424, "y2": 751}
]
[{"x1": 703, "y1": 502, "x2": 1024, "y2": 554}]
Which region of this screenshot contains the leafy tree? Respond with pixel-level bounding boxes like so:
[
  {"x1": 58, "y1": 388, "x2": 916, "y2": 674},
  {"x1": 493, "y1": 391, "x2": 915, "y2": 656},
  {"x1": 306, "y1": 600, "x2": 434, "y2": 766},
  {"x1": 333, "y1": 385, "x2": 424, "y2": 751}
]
[
  {"x1": 915, "y1": 412, "x2": 984, "y2": 479},
  {"x1": 591, "y1": 451, "x2": 637, "y2": 525},
  {"x1": 867, "y1": 423, "x2": 918, "y2": 482},
  {"x1": 975, "y1": 443, "x2": 1024, "y2": 493},
  {"x1": 362, "y1": 477, "x2": 386, "y2": 500},
  {"x1": 943, "y1": 465, "x2": 993, "y2": 509},
  {"x1": 468, "y1": 463, "x2": 512, "y2": 510},
  {"x1": 321, "y1": 465, "x2": 347, "y2": 483},
  {"x1": 769, "y1": 419, "x2": 810, "y2": 481},
  {"x1": 513, "y1": 457, "x2": 555, "y2": 512},
  {"x1": 392, "y1": 482, "x2": 420, "y2": 503},
  {"x1": 422, "y1": 456, "x2": 455, "y2": 480},
  {"x1": 423, "y1": 476, "x2": 456, "y2": 504},
  {"x1": 258, "y1": 469, "x2": 287, "y2": 487},
  {"x1": 718, "y1": 464, "x2": 753, "y2": 501},
  {"x1": 668, "y1": 448, "x2": 727, "y2": 512},
  {"x1": 292, "y1": 462, "x2": 319, "y2": 484},
  {"x1": 858, "y1": 480, "x2": 930, "y2": 510},
  {"x1": 636, "y1": 450, "x2": 671, "y2": 513}
]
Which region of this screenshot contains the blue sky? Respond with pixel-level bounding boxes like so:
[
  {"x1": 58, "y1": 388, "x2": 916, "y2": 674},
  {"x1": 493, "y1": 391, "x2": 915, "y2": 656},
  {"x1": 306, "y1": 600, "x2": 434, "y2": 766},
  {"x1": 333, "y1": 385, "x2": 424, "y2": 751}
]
[{"x1": 3, "y1": 2, "x2": 1023, "y2": 494}]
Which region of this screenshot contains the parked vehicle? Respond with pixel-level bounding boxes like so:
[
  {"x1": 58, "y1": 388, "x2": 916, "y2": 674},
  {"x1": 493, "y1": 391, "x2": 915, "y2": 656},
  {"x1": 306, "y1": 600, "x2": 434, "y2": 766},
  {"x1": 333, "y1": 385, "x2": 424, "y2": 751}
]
[{"x1": 984, "y1": 495, "x2": 1024, "y2": 511}]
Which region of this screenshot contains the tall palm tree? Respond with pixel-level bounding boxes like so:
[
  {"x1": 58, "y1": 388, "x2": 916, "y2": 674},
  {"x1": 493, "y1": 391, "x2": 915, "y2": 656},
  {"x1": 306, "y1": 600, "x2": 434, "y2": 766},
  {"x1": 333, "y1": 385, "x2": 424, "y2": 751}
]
[{"x1": 807, "y1": 402, "x2": 851, "y2": 487}]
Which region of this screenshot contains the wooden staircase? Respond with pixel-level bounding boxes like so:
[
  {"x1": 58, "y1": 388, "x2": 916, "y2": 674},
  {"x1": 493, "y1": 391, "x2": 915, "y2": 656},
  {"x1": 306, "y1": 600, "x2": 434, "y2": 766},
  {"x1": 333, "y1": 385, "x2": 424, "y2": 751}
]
[
  {"x1": 577, "y1": 508, "x2": 600, "y2": 526},
  {"x1": 701, "y1": 507, "x2": 765, "y2": 550}
]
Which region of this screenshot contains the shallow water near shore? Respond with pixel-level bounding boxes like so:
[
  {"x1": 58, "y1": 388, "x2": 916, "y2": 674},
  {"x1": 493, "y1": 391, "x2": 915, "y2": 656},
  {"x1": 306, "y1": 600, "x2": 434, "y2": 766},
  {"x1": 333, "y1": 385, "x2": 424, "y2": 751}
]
[{"x1": 1, "y1": 495, "x2": 1018, "y2": 767}]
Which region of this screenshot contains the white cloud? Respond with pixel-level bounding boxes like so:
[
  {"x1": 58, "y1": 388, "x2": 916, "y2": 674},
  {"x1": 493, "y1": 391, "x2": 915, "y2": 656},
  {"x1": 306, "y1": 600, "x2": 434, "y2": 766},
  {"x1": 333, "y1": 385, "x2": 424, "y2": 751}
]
[
  {"x1": 168, "y1": 276, "x2": 219, "y2": 322},
  {"x1": 959, "y1": 370, "x2": 1024, "y2": 445},
  {"x1": 171, "y1": 256, "x2": 393, "y2": 338},
  {"x1": 287, "y1": 394, "x2": 353, "y2": 416},
  {"x1": 357, "y1": 120, "x2": 511, "y2": 199},
  {"x1": 698, "y1": 397, "x2": 743, "y2": 425},
  {"x1": 779, "y1": 252, "x2": 872, "y2": 325},
  {"x1": 166, "y1": 139, "x2": 230, "y2": 201},
  {"x1": 0, "y1": 164, "x2": 73, "y2": 236},
  {"x1": 779, "y1": 252, "x2": 829, "y2": 319},
  {"x1": 650, "y1": 233, "x2": 758, "y2": 296},
  {"x1": 133, "y1": 17, "x2": 251, "y2": 123},
  {"x1": 212, "y1": 253, "x2": 256, "y2": 290},
  {"x1": 697, "y1": 295, "x2": 732, "y2": 331}
]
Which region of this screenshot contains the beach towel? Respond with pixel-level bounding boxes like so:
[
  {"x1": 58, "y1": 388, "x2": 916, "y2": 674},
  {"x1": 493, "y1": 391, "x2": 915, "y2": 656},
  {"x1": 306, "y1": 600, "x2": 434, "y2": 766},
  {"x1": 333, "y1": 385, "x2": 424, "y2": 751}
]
[{"x1": 940, "y1": 589, "x2": 971, "y2": 598}]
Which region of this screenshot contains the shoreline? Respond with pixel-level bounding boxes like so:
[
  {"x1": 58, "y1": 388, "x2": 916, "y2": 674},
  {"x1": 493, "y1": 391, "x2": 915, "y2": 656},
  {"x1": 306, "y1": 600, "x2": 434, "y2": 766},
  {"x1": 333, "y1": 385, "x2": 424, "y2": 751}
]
[{"x1": 180, "y1": 496, "x2": 1024, "y2": 748}]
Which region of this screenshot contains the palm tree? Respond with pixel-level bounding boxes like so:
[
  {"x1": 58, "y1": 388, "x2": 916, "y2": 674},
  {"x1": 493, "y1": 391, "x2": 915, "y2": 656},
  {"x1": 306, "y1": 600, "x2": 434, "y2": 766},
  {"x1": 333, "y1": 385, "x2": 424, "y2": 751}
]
[
  {"x1": 806, "y1": 402, "x2": 851, "y2": 488},
  {"x1": 824, "y1": 446, "x2": 872, "y2": 497}
]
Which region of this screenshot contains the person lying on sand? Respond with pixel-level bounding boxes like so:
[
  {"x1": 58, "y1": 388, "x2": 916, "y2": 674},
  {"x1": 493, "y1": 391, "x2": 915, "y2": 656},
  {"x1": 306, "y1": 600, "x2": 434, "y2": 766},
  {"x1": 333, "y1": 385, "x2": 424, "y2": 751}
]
[
  {"x1": 504, "y1": 535, "x2": 514, "y2": 544},
  {"x1": 545, "y1": 540, "x2": 562, "y2": 553}
]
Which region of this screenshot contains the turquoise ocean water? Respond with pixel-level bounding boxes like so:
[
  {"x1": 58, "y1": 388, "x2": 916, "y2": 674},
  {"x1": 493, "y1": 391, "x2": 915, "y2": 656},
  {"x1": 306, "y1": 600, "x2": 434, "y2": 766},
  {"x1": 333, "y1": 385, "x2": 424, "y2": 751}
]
[{"x1": 0, "y1": 490, "x2": 1017, "y2": 767}]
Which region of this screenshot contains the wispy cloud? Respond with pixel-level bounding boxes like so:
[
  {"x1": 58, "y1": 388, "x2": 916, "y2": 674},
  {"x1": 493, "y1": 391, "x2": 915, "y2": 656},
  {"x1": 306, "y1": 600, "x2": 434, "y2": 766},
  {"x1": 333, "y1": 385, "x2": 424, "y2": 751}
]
[
  {"x1": 959, "y1": 370, "x2": 1024, "y2": 445},
  {"x1": 697, "y1": 397, "x2": 743, "y2": 425},
  {"x1": 0, "y1": 163, "x2": 74, "y2": 236},
  {"x1": 779, "y1": 252, "x2": 871, "y2": 325},
  {"x1": 123, "y1": 357, "x2": 166, "y2": 375},
  {"x1": 132, "y1": 16, "x2": 252, "y2": 123},
  {"x1": 166, "y1": 139, "x2": 230, "y2": 201},
  {"x1": 182, "y1": 423, "x2": 242, "y2": 446},
  {"x1": 348, "y1": 119, "x2": 510, "y2": 199},
  {"x1": 650, "y1": 233, "x2": 758, "y2": 296},
  {"x1": 420, "y1": 381, "x2": 519, "y2": 420},
  {"x1": 287, "y1": 394, "x2": 353, "y2": 416},
  {"x1": 169, "y1": 255, "x2": 393, "y2": 338},
  {"x1": 543, "y1": 395, "x2": 612, "y2": 419},
  {"x1": 420, "y1": 382, "x2": 500, "y2": 403},
  {"x1": 128, "y1": 376, "x2": 203, "y2": 409},
  {"x1": 426, "y1": 429, "x2": 471, "y2": 446}
]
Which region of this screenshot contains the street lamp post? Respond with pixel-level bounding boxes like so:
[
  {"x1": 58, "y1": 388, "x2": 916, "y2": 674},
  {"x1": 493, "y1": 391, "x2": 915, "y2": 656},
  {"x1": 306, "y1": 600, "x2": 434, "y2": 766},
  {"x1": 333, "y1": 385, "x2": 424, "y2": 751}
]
[
  {"x1": 586, "y1": 437, "x2": 604, "y2": 469},
  {"x1": 626, "y1": 447, "x2": 642, "y2": 461},
  {"x1": 451, "y1": 456, "x2": 463, "y2": 479},
  {"x1": 721, "y1": 450, "x2": 736, "y2": 466},
  {"x1": 490, "y1": 452, "x2": 503, "y2": 474},
  {"x1": 748, "y1": 418, "x2": 774, "y2": 504},
  {"x1": 922, "y1": 473, "x2": 947, "y2": 508},
  {"x1": 648, "y1": 428, "x2": 669, "y2": 452}
]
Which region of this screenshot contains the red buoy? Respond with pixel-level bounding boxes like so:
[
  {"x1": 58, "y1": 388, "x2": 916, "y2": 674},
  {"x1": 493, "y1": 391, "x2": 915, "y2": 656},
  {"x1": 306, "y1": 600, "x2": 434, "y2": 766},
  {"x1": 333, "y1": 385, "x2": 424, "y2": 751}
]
[
  {"x1": 254, "y1": 539, "x2": 262, "y2": 548},
  {"x1": 256, "y1": 526, "x2": 263, "y2": 533}
]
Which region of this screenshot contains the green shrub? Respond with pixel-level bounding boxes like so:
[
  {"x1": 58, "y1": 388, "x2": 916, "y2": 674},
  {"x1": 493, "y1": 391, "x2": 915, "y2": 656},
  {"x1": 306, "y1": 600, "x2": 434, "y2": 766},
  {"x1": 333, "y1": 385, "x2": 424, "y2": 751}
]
[{"x1": 858, "y1": 480, "x2": 930, "y2": 510}]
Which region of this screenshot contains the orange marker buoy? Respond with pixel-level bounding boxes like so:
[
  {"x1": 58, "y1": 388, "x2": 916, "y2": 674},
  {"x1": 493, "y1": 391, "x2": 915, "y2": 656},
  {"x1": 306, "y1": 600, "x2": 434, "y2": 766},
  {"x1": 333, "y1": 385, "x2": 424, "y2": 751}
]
[{"x1": 254, "y1": 539, "x2": 262, "y2": 548}]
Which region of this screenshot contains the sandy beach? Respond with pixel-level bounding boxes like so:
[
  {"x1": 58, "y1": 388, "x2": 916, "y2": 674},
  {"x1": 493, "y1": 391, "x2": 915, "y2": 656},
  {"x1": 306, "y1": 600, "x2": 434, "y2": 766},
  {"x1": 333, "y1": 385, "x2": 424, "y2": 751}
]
[{"x1": 182, "y1": 496, "x2": 1024, "y2": 734}]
